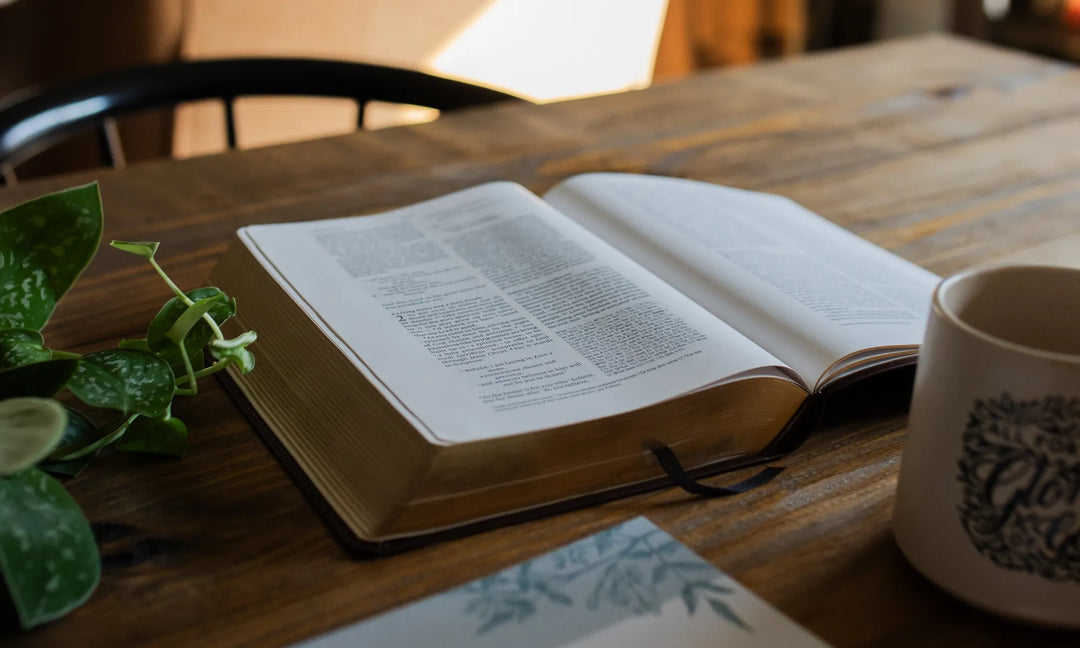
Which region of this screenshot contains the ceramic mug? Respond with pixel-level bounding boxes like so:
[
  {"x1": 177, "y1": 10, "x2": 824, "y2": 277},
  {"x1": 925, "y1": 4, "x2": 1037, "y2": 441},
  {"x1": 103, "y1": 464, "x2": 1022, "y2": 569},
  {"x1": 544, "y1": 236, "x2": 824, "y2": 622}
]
[{"x1": 893, "y1": 264, "x2": 1080, "y2": 628}]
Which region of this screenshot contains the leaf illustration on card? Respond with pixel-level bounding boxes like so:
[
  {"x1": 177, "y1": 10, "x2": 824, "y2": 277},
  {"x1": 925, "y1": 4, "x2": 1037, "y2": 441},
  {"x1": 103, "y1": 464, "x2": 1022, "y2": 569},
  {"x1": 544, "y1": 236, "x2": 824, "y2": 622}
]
[{"x1": 454, "y1": 518, "x2": 751, "y2": 637}]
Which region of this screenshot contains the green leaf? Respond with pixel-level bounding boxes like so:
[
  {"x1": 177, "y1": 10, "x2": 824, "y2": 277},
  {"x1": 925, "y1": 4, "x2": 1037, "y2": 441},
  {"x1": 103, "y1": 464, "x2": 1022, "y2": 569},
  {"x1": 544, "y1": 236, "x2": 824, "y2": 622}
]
[
  {"x1": 0, "y1": 183, "x2": 103, "y2": 331},
  {"x1": 165, "y1": 293, "x2": 224, "y2": 345},
  {"x1": 0, "y1": 398, "x2": 66, "y2": 477},
  {"x1": 691, "y1": 580, "x2": 734, "y2": 595},
  {"x1": 40, "y1": 409, "x2": 100, "y2": 477},
  {"x1": 211, "y1": 330, "x2": 257, "y2": 351},
  {"x1": 109, "y1": 240, "x2": 159, "y2": 259},
  {"x1": 0, "y1": 468, "x2": 100, "y2": 629},
  {"x1": 117, "y1": 414, "x2": 187, "y2": 457},
  {"x1": 538, "y1": 587, "x2": 572, "y2": 606},
  {"x1": 680, "y1": 583, "x2": 697, "y2": 615},
  {"x1": 51, "y1": 418, "x2": 131, "y2": 461},
  {"x1": 707, "y1": 597, "x2": 751, "y2": 632},
  {"x1": 116, "y1": 339, "x2": 151, "y2": 352},
  {"x1": 664, "y1": 561, "x2": 713, "y2": 571},
  {"x1": 0, "y1": 358, "x2": 80, "y2": 399},
  {"x1": 147, "y1": 288, "x2": 235, "y2": 375},
  {"x1": 67, "y1": 349, "x2": 174, "y2": 416},
  {"x1": 0, "y1": 329, "x2": 52, "y2": 369},
  {"x1": 210, "y1": 343, "x2": 255, "y2": 374}
]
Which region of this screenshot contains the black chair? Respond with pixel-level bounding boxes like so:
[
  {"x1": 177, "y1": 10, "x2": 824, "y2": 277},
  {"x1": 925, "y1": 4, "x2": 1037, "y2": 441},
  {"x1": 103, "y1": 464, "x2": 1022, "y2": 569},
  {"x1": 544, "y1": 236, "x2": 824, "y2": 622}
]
[{"x1": 0, "y1": 58, "x2": 521, "y2": 185}]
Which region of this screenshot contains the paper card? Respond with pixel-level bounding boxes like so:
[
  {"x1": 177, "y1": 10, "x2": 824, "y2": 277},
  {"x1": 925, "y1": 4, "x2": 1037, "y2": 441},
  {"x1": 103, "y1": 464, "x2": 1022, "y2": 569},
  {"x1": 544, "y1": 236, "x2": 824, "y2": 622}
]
[{"x1": 294, "y1": 517, "x2": 831, "y2": 648}]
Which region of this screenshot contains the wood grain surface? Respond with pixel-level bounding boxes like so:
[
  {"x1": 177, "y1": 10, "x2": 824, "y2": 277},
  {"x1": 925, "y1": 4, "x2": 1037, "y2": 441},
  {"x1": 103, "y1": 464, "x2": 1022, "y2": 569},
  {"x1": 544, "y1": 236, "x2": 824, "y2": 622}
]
[{"x1": 2, "y1": 35, "x2": 1078, "y2": 647}]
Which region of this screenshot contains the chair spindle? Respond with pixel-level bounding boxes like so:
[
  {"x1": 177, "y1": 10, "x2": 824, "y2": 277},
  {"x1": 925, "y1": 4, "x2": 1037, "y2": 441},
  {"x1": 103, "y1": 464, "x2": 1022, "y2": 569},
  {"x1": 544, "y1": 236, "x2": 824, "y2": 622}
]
[
  {"x1": 98, "y1": 117, "x2": 126, "y2": 169},
  {"x1": 225, "y1": 97, "x2": 238, "y2": 150}
]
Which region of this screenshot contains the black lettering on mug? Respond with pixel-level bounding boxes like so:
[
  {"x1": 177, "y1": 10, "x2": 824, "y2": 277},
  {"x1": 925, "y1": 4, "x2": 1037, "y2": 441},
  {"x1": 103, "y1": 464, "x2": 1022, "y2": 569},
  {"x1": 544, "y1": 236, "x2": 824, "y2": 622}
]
[{"x1": 957, "y1": 393, "x2": 1080, "y2": 583}]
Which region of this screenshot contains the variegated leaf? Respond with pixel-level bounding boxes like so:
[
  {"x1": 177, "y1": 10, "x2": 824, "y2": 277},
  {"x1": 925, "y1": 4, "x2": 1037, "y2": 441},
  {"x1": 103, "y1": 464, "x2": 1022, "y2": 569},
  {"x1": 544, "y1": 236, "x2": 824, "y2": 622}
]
[
  {"x1": 0, "y1": 184, "x2": 102, "y2": 331},
  {"x1": 67, "y1": 349, "x2": 174, "y2": 416}
]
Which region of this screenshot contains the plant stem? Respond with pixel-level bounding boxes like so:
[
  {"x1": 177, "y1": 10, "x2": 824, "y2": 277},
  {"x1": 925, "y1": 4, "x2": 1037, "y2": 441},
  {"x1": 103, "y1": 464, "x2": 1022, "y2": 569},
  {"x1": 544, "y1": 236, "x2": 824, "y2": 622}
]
[
  {"x1": 148, "y1": 256, "x2": 192, "y2": 306},
  {"x1": 149, "y1": 253, "x2": 227, "y2": 344},
  {"x1": 57, "y1": 414, "x2": 139, "y2": 460},
  {"x1": 176, "y1": 341, "x2": 198, "y2": 396},
  {"x1": 174, "y1": 358, "x2": 232, "y2": 387},
  {"x1": 202, "y1": 313, "x2": 226, "y2": 341}
]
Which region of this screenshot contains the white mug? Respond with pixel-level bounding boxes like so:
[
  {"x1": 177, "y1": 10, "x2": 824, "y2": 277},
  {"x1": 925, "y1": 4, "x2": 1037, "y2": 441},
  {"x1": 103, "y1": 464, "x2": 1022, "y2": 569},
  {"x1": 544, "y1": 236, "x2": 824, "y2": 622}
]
[{"x1": 893, "y1": 264, "x2": 1080, "y2": 628}]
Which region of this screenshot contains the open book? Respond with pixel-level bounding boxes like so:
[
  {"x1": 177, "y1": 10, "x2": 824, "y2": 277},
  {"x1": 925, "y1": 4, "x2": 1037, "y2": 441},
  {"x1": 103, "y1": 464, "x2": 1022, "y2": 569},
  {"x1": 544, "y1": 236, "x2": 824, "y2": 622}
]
[{"x1": 209, "y1": 173, "x2": 938, "y2": 550}]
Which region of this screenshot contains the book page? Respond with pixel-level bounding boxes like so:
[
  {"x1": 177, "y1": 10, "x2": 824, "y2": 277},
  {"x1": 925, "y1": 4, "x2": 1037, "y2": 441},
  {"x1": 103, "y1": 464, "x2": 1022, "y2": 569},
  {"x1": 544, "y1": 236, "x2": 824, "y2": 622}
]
[
  {"x1": 241, "y1": 183, "x2": 795, "y2": 443},
  {"x1": 545, "y1": 174, "x2": 939, "y2": 388}
]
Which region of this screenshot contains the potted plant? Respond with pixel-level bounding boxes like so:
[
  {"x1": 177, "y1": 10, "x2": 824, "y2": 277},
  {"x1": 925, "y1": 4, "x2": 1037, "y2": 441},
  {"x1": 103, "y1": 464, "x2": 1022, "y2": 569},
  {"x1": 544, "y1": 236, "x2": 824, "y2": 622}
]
[{"x1": 0, "y1": 183, "x2": 255, "y2": 629}]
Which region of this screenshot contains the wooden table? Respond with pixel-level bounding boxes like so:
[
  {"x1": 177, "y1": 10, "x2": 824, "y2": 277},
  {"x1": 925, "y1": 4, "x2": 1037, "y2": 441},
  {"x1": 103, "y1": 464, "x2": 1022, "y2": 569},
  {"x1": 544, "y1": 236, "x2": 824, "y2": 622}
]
[{"x1": 3, "y1": 35, "x2": 1079, "y2": 647}]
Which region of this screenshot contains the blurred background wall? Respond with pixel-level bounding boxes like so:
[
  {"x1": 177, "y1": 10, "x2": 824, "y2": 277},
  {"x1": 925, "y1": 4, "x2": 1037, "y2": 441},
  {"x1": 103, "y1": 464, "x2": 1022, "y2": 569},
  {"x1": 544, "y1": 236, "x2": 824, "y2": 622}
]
[{"x1": 0, "y1": 0, "x2": 1073, "y2": 180}]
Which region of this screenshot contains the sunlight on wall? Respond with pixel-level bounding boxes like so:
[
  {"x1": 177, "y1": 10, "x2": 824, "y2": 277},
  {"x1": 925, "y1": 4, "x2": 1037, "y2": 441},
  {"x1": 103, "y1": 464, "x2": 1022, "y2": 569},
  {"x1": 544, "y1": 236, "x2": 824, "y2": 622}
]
[{"x1": 429, "y1": 0, "x2": 668, "y2": 102}]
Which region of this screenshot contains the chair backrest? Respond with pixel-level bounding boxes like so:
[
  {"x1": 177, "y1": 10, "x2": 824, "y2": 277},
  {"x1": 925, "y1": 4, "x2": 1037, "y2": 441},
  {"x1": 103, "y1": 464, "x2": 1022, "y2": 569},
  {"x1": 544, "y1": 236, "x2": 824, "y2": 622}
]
[{"x1": 0, "y1": 58, "x2": 520, "y2": 185}]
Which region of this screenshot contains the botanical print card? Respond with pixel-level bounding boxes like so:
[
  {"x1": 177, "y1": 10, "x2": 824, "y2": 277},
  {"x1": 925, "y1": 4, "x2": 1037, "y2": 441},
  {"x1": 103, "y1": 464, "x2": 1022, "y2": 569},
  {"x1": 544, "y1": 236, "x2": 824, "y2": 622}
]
[{"x1": 294, "y1": 517, "x2": 831, "y2": 648}]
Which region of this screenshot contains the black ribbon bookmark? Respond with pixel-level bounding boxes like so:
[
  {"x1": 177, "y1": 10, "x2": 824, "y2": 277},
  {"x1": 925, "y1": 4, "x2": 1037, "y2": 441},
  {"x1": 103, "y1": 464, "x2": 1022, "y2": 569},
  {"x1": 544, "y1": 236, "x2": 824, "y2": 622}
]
[{"x1": 651, "y1": 445, "x2": 784, "y2": 497}]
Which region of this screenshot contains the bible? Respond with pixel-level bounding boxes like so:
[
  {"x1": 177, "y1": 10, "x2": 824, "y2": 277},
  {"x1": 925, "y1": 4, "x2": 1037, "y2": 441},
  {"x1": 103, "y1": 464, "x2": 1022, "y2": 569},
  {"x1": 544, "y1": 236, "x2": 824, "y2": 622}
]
[{"x1": 209, "y1": 173, "x2": 938, "y2": 551}]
